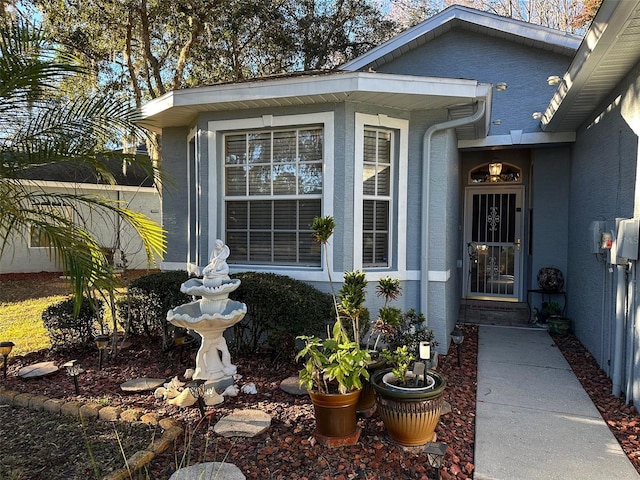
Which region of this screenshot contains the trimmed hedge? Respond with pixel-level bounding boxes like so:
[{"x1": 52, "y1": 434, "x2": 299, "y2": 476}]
[
  {"x1": 230, "y1": 272, "x2": 333, "y2": 356},
  {"x1": 42, "y1": 297, "x2": 105, "y2": 350},
  {"x1": 117, "y1": 271, "x2": 192, "y2": 346}
]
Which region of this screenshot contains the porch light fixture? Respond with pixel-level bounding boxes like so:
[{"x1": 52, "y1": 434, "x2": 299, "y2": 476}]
[
  {"x1": 424, "y1": 441, "x2": 448, "y2": 480},
  {"x1": 94, "y1": 334, "x2": 110, "y2": 370},
  {"x1": 547, "y1": 75, "x2": 561, "y2": 85},
  {"x1": 188, "y1": 379, "x2": 207, "y2": 417},
  {"x1": 451, "y1": 327, "x2": 465, "y2": 367},
  {"x1": 532, "y1": 111, "x2": 543, "y2": 120},
  {"x1": 63, "y1": 359, "x2": 82, "y2": 395},
  {"x1": 488, "y1": 162, "x2": 502, "y2": 176},
  {"x1": 495, "y1": 82, "x2": 508, "y2": 91},
  {"x1": 0, "y1": 341, "x2": 14, "y2": 379}
]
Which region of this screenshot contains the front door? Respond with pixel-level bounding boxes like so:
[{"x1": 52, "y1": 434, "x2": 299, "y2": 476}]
[{"x1": 463, "y1": 186, "x2": 524, "y2": 300}]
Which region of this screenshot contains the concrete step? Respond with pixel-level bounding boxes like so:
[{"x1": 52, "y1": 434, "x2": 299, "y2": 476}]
[{"x1": 458, "y1": 300, "x2": 531, "y2": 327}]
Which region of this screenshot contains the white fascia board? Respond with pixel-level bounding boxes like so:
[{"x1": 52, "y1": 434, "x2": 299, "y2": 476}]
[
  {"x1": 141, "y1": 72, "x2": 487, "y2": 120},
  {"x1": 458, "y1": 131, "x2": 575, "y2": 149},
  {"x1": 20, "y1": 179, "x2": 157, "y2": 193},
  {"x1": 341, "y1": 6, "x2": 581, "y2": 71}
]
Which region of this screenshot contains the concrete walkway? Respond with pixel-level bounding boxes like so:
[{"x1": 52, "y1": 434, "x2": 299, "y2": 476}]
[{"x1": 474, "y1": 325, "x2": 640, "y2": 480}]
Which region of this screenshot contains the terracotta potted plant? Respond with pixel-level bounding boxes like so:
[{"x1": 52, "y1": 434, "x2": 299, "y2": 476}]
[
  {"x1": 296, "y1": 216, "x2": 371, "y2": 445},
  {"x1": 371, "y1": 335, "x2": 446, "y2": 446}
]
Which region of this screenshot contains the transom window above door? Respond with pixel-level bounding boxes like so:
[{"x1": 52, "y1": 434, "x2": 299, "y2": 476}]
[
  {"x1": 224, "y1": 127, "x2": 324, "y2": 266},
  {"x1": 469, "y1": 162, "x2": 521, "y2": 184}
]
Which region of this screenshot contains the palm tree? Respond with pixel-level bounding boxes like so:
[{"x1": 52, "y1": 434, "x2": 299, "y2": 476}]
[{"x1": 0, "y1": 18, "x2": 166, "y2": 313}]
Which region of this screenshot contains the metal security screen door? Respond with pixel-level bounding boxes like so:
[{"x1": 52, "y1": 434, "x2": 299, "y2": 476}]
[{"x1": 464, "y1": 187, "x2": 523, "y2": 299}]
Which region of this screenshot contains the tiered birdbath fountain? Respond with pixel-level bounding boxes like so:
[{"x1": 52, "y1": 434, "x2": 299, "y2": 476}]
[{"x1": 167, "y1": 240, "x2": 247, "y2": 400}]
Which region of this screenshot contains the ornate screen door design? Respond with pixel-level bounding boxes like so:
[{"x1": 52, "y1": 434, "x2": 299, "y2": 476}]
[{"x1": 464, "y1": 186, "x2": 524, "y2": 300}]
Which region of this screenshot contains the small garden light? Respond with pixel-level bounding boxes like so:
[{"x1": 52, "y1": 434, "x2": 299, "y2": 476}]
[
  {"x1": 94, "y1": 334, "x2": 110, "y2": 370},
  {"x1": 0, "y1": 341, "x2": 14, "y2": 379},
  {"x1": 188, "y1": 379, "x2": 207, "y2": 417},
  {"x1": 451, "y1": 327, "x2": 464, "y2": 367},
  {"x1": 424, "y1": 441, "x2": 447, "y2": 480},
  {"x1": 63, "y1": 359, "x2": 82, "y2": 395}
]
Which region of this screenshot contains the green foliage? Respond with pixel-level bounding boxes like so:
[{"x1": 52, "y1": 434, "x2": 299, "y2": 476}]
[
  {"x1": 381, "y1": 345, "x2": 415, "y2": 385},
  {"x1": 386, "y1": 309, "x2": 438, "y2": 356},
  {"x1": 117, "y1": 271, "x2": 192, "y2": 344},
  {"x1": 230, "y1": 272, "x2": 333, "y2": 354},
  {"x1": 42, "y1": 296, "x2": 105, "y2": 350},
  {"x1": 337, "y1": 270, "x2": 368, "y2": 345},
  {"x1": 297, "y1": 320, "x2": 371, "y2": 394},
  {"x1": 369, "y1": 276, "x2": 403, "y2": 350}
]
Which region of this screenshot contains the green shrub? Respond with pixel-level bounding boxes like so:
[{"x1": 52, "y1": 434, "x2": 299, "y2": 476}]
[
  {"x1": 42, "y1": 297, "x2": 105, "y2": 350},
  {"x1": 386, "y1": 309, "x2": 438, "y2": 356},
  {"x1": 117, "y1": 270, "x2": 192, "y2": 347},
  {"x1": 230, "y1": 272, "x2": 333, "y2": 356}
]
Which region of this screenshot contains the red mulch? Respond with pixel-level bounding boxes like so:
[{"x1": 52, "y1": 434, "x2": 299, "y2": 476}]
[{"x1": 3, "y1": 326, "x2": 639, "y2": 479}]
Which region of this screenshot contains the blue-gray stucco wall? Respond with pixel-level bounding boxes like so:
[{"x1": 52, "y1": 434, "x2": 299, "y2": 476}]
[
  {"x1": 568, "y1": 60, "x2": 640, "y2": 404},
  {"x1": 376, "y1": 28, "x2": 573, "y2": 135}
]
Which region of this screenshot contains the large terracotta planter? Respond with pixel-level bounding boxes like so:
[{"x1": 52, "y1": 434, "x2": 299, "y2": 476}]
[
  {"x1": 371, "y1": 368, "x2": 446, "y2": 446},
  {"x1": 309, "y1": 389, "x2": 361, "y2": 438},
  {"x1": 356, "y1": 355, "x2": 386, "y2": 415},
  {"x1": 548, "y1": 316, "x2": 571, "y2": 335}
]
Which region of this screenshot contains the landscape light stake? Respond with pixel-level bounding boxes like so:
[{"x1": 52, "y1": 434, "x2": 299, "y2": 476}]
[
  {"x1": 188, "y1": 379, "x2": 207, "y2": 417},
  {"x1": 0, "y1": 342, "x2": 14, "y2": 379},
  {"x1": 94, "y1": 335, "x2": 110, "y2": 370},
  {"x1": 63, "y1": 360, "x2": 82, "y2": 395},
  {"x1": 424, "y1": 441, "x2": 447, "y2": 480},
  {"x1": 451, "y1": 327, "x2": 465, "y2": 367}
]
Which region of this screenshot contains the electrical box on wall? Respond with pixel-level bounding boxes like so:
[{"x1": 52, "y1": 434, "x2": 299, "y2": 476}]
[
  {"x1": 589, "y1": 220, "x2": 606, "y2": 253},
  {"x1": 616, "y1": 218, "x2": 640, "y2": 260}
]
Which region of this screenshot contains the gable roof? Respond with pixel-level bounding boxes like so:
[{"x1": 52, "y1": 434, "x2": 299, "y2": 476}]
[
  {"x1": 340, "y1": 5, "x2": 582, "y2": 72},
  {"x1": 542, "y1": 0, "x2": 640, "y2": 132}
]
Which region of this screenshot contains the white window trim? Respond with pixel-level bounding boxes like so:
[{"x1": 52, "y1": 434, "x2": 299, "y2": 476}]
[
  {"x1": 208, "y1": 112, "x2": 334, "y2": 282},
  {"x1": 354, "y1": 113, "x2": 408, "y2": 274},
  {"x1": 186, "y1": 127, "x2": 200, "y2": 274}
]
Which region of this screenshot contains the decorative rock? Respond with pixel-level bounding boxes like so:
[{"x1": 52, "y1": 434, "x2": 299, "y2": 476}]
[
  {"x1": 184, "y1": 368, "x2": 195, "y2": 379},
  {"x1": 43, "y1": 398, "x2": 64, "y2": 414},
  {"x1": 204, "y1": 384, "x2": 224, "y2": 406},
  {"x1": 17, "y1": 361, "x2": 59, "y2": 379},
  {"x1": 60, "y1": 401, "x2": 83, "y2": 417},
  {"x1": 121, "y1": 377, "x2": 167, "y2": 392},
  {"x1": 169, "y1": 462, "x2": 246, "y2": 480},
  {"x1": 13, "y1": 393, "x2": 33, "y2": 408},
  {"x1": 241, "y1": 382, "x2": 257, "y2": 394},
  {"x1": 280, "y1": 376, "x2": 308, "y2": 396},
  {"x1": 28, "y1": 395, "x2": 49, "y2": 411},
  {"x1": 159, "y1": 417, "x2": 181, "y2": 430},
  {"x1": 80, "y1": 402, "x2": 103, "y2": 419},
  {"x1": 0, "y1": 389, "x2": 19, "y2": 405},
  {"x1": 125, "y1": 449, "x2": 155, "y2": 471},
  {"x1": 140, "y1": 412, "x2": 159, "y2": 425},
  {"x1": 99, "y1": 406, "x2": 123, "y2": 421},
  {"x1": 222, "y1": 384, "x2": 239, "y2": 397},
  {"x1": 213, "y1": 409, "x2": 271, "y2": 438},
  {"x1": 441, "y1": 400, "x2": 452, "y2": 415},
  {"x1": 167, "y1": 388, "x2": 196, "y2": 407},
  {"x1": 120, "y1": 408, "x2": 144, "y2": 422}
]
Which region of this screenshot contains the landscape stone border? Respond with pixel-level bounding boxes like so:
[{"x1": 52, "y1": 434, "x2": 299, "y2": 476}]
[{"x1": 0, "y1": 387, "x2": 183, "y2": 480}]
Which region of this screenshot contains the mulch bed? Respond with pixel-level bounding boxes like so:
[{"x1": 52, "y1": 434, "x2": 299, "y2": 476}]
[{"x1": 1, "y1": 326, "x2": 639, "y2": 479}]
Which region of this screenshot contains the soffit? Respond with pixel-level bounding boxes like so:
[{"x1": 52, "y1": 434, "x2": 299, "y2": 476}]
[
  {"x1": 542, "y1": 2, "x2": 640, "y2": 132},
  {"x1": 139, "y1": 72, "x2": 491, "y2": 134}
]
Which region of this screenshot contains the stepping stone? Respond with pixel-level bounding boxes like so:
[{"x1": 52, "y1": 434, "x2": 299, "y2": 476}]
[
  {"x1": 18, "y1": 361, "x2": 59, "y2": 379},
  {"x1": 279, "y1": 376, "x2": 308, "y2": 396},
  {"x1": 169, "y1": 462, "x2": 245, "y2": 480},
  {"x1": 120, "y1": 377, "x2": 167, "y2": 392},
  {"x1": 213, "y1": 409, "x2": 271, "y2": 438}
]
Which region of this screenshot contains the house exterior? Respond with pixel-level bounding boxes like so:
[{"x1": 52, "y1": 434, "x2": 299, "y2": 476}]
[
  {"x1": 0, "y1": 160, "x2": 162, "y2": 274},
  {"x1": 140, "y1": 2, "x2": 640, "y2": 408}
]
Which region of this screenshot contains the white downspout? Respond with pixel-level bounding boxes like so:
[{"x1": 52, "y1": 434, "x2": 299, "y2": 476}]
[
  {"x1": 420, "y1": 100, "x2": 486, "y2": 329},
  {"x1": 625, "y1": 262, "x2": 635, "y2": 404}
]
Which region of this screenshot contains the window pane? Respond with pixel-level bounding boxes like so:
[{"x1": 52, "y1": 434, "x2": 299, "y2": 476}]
[
  {"x1": 299, "y1": 163, "x2": 322, "y2": 194},
  {"x1": 226, "y1": 167, "x2": 246, "y2": 196},
  {"x1": 248, "y1": 166, "x2": 271, "y2": 195},
  {"x1": 377, "y1": 131, "x2": 391, "y2": 160},
  {"x1": 248, "y1": 132, "x2": 271, "y2": 164},
  {"x1": 274, "y1": 200, "x2": 296, "y2": 229},
  {"x1": 363, "y1": 200, "x2": 374, "y2": 230},
  {"x1": 362, "y1": 233, "x2": 374, "y2": 265},
  {"x1": 299, "y1": 129, "x2": 323, "y2": 162},
  {"x1": 299, "y1": 199, "x2": 321, "y2": 229},
  {"x1": 273, "y1": 164, "x2": 297, "y2": 195},
  {"x1": 363, "y1": 164, "x2": 376, "y2": 195},
  {"x1": 363, "y1": 130, "x2": 376, "y2": 162},
  {"x1": 274, "y1": 232, "x2": 297, "y2": 262},
  {"x1": 227, "y1": 232, "x2": 247, "y2": 262},
  {"x1": 299, "y1": 235, "x2": 319, "y2": 265},
  {"x1": 375, "y1": 201, "x2": 389, "y2": 229},
  {"x1": 375, "y1": 233, "x2": 388, "y2": 264},
  {"x1": 273, "y1": 131, "x2": 296, "y2": 164},
  {"x1": 249, "y1": 201, "x2": 272, "y2": 229},
  {"x1": 225, "y1": 135, "x2": 246, "y2": 165},
  {"x1": 377, "y1": 165, "x2": 390, "y2": 196},
  {"x1": 249, "y1": 232, "x2": 272, "y2": 262},
  {"x1": 226, "y1": 202, "x2": 247, "y2": 229}
]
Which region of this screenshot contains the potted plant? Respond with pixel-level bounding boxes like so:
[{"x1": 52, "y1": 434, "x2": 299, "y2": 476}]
[
  {"x1": 371, "y1": 327, "x2": 446, "y2": 446},
  {"x1": 543, "y1": 302, "x2": 572, "y2": 335},
  {"x1": 296, "y1": 216, "x2": 371, "y2": 444}
]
